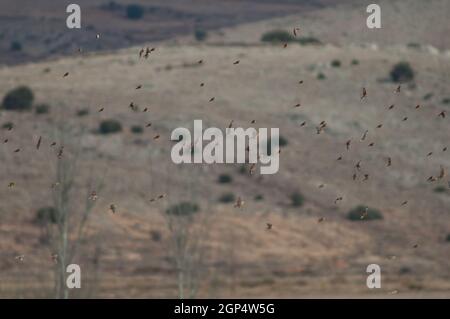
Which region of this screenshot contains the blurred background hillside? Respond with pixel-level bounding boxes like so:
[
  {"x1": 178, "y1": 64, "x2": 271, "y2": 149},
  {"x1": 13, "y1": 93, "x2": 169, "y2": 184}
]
[{"x1": 0, "y1": 0, "x2": 449, "y2": 298}]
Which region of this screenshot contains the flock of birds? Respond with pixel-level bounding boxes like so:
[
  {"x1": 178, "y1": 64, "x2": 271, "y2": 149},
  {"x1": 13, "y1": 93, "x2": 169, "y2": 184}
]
[{"x1": 4, "y1": 25, "x2": 449, "y2": 296}]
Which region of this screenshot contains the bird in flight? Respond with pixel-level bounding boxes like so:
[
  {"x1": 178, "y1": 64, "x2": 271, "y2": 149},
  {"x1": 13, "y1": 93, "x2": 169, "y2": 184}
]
[
  {"x1": 234, "y1": 197, "x2": 244, "y2": 208},
  {"x1": 361, "y1": 87, "x2": 367, "y2": 100}
]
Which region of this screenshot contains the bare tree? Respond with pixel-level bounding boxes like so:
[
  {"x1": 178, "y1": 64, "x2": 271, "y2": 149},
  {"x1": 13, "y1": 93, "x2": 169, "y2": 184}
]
[
  {"x1": 40, "y1": 125, "x2": 104, "y2": 299},
  {"x1": 157, "y1": 163, "x2": 213, "y2": 299}
]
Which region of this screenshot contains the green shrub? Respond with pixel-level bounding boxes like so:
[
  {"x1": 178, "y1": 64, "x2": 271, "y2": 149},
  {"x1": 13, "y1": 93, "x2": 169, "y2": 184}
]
[
  {"x1": 279, "y1": 136, "x2": 288, "y2": 147},
  {"x1": 390, "y1": 62, "x2": 415, "y2": 83},
  {"x1": 261, "y1": 30, "x2": 296, "y2": 43},
  {"x1": 331, "y1": 60, "x2": 341, "y2": 68},
  {"x1": 423, "y1": 93, "x2": 433, "y2": 101},
  {"x1": 347, "y1": 205, "x2": 383, "y2": 221},
  {"x1": 99, "y1": 119, "x2": 122, "y2": 134},
  {"x1": 218, "y1": 174, "x2": 232, "y2": 184},
  {"x1": 317, "y1": 72, "x2": 326, "y2": 80},
  {"x1": 298, "y1": 36, "x2": 321, "y2": 45},
  {"x1": 290, "y1": 191, "x2": 304, "y2": 207},
  {"x1": 10, "y1": 41, "x2": 22, "y2": 52},
  {"x1": 2, "y1": 122, "x2": 13, "y2": 130},
  {"x1": 351, "y1": 59, "x2": 360, "y2": 65},
  {"x1": 266, "y1": 135, "x2": 288, "y2": 156},
  {"x1": 254, "y1": 194, "x2": 264, "y2": 201},
  {"x1": 35, "y1": 104, "x2": 50, "y2": 115},
  {"x1": 130, "y1": 125, "x2": 143, "y2": 134},
  {"x1": 150, "y1": 230, "x2": 162, "y2": 242},
  {"x1": 442, "y1": 98, "x2": 450, "y2": 105},
  {"x1": 446, "y1": 234, "x2": 450, "y2": 242},
  {"x1": 218, "y1": 192, "x2": 235, "y2": 203},
  {"x1": 2, "y1": 86, "x2": 34, "y2": 111},
  {"x1": 35, "y1": 207, "x2": 58, "y2": 225},
  {"x1": 126, "y1": 4, "x2": 144, "y2": 20},
  {"x1": 166, "y1": 201, "x2": 199, "y2": 216},
  {"x1": 77, "y1": 108, "x2": 90, "y2": 117},
  {"x1": 194, "y1": 29, "x2": 208, "y2": 42},
  {"x1": 434, "y1": 186, "x2": 447, "y2": 193}
]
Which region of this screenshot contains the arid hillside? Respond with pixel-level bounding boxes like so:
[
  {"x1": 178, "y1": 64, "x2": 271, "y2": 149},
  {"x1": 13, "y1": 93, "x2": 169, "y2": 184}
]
[{"x1": 0, "y1": 0, "x2": 449, "y2": 298}]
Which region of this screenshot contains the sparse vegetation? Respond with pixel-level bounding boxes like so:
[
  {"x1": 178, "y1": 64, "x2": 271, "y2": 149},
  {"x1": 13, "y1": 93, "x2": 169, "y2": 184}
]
[
  {"x1": 279, "y1": 135, "x2": 288, "y2": 147},
  {"x1": 423, "y1": 93, "x2": 433, "y2": 101},
  {"x1": 10, "y1": 40, "x2": 22, "y2": 52},
  {"x1": 194, "y1": 29, "x2": 208, "y2": 42},
  {"x1": 126, "y1": 4, "x2": 145, "y2": 20},
  {"x1": 166, "y1": 201, "x2": 200, "y2": 216},
  {"x1": 99, "y1": 119, "x2": 122, "y2": 134},
  {"x1": 261, "y1": 30, "x2": 296, "y2": 43},
  {"x1": 77, "y1": 108, "x2": 89, "y2": 117},
  {"x1": 290, "y1": 191, "x2": 304, "y2": 207},
  {"x1": 442, "y1": 98, "x2": 450, "y2": 105},
  {"x1": 347, "y1": 205, "x2": 383, "y2": 221},
  {"x1": 130, "y1": 125, "x2": 143, "y2": 134},
  {"x1": 35, "y1": 103, "x2": 50, "y2": 115},
  {"x1": 2, "y1": 86, "x2": 34, "y2": 111},
  {"x1": 254, "y1": 194, "x2": 264, "y2": 201},
  {"x1": 2, "y1": 122, "x2": 13, "y2": 130},
  {"x1": 390, "y1": 62, "x2": 415, "y2": 83},
  {"x1": 35, "y1": 207, "x2": 58, "y2": 225},
  {"x1": 298, "y1": 36, "x2": 321, "y2": 46},
  {"x1": 218, "y1": 192, "x2": 236, "y2": 203},
  {"x1": 331, "y1": 60, "x2": 341, "y2": 68},
  {"x1": 218, "y1": 174, "x2": 233, "y2": 184},
  {"x1": 351, "y1": 59, "x2": 360, "y2": 65},
  {"x1": 434, "y1": 186, "x2": 447, "y2": 193},
  {"x1": 150, "y1": 230, "x2": 162, "y2": 242},
  {"x1": 446, "y1": 234, "x2": 450, "y2": 242},
  {"x1": 317, "y1": 72, "x2": 326, "y2": 80}
]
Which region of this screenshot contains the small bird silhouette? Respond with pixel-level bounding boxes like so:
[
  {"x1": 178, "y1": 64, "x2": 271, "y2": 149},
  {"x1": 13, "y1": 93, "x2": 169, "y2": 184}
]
[
  {"x1": 361, "y1": 87, "x2": 367, "y2": 100},
  {"x1": 57, "y1": 146, "x2": 64, "y2": 159},
  {"x1": 361, "y1": 130, "x2": 368, "y2": 141},
  {"x1": 438, "y1": 166, "x2": 446, "y2": 179},
  {"x1": 360, "y1": 207, "x2": 369, "y2": 220},
  {"x1": 386, "y1": 157, "x2": 392, "y2": 167},
  {"x1": 109, "y1": 204, "x2": 116, "y2": 214},
  {"x1": 266, "y1": 223, "x2": 272, "y2": 230},
  {"x1": 438, "y1": 111, "x2": 446, "y2": 118},
  {"x1": 388, "y1": 104, "x2": 395, "y2": 110},
  {"x1": 234, "y1": 197, "x2": 244, "y2": 208},
  {"x1": 63, "y1": 72, "x2": 69, "y2": 78}
]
